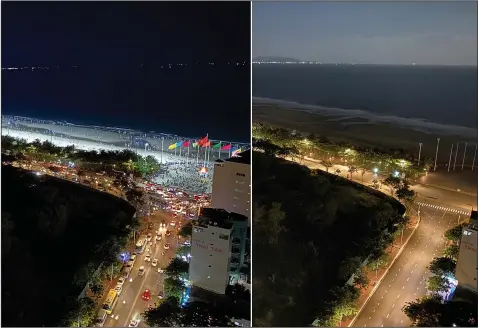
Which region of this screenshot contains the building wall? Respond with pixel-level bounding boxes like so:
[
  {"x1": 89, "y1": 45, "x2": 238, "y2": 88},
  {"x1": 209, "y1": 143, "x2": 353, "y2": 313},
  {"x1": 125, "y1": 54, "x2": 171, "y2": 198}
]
[
  {"x1": 455, "y1": 227, "x2": 478, "y2": 293},
  {"x1": 210, "y1": 161, "x2": 251, "y2": 223},
  {"x1": 189, "y1": 224, "x2": 232, "y2": 295}
]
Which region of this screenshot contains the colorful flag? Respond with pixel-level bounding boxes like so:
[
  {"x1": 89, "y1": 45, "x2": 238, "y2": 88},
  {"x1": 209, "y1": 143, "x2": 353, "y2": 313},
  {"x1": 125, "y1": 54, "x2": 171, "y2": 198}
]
[
  {"x1": 168, "y1": 142, "x2": 177, "y2": 150},
  {"x1": 221, "y1": 143, "x2": 231, "y2": 151},
  {"x1": 176, "y1": 141, "x2": 183, "y2": 148},
  {"x1": 202, "y1": 141, "x2": 211, "y2": 147},
  {"x1": 183, "y1": 141, "x2": 190, "y2": 147},
  {"x1": 192, "y1": 142, "x2": 198, "y2": 148},
  {"x1": 232, "y1": 148, "x2": 242, "y2": 157},
  {"x1": 197, "y1": 135, "x2": 208, "y2": 147},
  {"x1": 212, "y1": 142, "x2": 222, "y2": 149}
]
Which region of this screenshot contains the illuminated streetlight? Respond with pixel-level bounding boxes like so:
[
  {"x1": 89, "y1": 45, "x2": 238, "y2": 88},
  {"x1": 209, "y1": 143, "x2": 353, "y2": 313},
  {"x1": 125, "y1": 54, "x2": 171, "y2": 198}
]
[
  {"x1": 393, "y1": 171, "x2": 400, "y2": 177},
  {"x1": 373, "y1": 168, "x2": 378, "y2": 174}
]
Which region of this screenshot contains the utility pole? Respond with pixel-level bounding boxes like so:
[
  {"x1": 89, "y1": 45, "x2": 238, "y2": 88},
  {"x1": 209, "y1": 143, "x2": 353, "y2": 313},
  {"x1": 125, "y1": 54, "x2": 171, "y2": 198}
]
[
  {"x1": 453, "y1": 143, "x2": 459, "y2": 171},
  {"x1": 473, "y1": 144, "x2": 477, "y2": 171}
]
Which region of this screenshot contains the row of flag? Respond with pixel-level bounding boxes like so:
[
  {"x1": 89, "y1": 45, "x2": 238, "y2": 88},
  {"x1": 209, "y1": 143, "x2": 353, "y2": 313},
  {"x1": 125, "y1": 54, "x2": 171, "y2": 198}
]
[{"x1": 167, "y1": 135, "x2": 243, "y2": 157}]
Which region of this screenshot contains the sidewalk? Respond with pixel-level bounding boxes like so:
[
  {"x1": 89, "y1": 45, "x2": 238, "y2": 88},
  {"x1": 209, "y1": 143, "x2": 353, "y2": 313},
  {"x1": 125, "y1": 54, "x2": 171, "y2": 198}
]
[{"x1": 341, "y1": 215, "x2": 420, "y2": 327}]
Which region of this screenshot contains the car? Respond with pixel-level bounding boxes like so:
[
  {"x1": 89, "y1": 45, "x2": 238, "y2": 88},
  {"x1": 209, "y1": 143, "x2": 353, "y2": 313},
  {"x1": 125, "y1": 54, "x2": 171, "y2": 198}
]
[
  {"x1": 115, "y1": 284, "x2": 123, "y2": 295},
  {"x1": 129, "y1": 319, "x2": 139, "y2": 327},
  {"x1": 165, "y1": 230, "x2": 171, "y2": 237},
  {"x1": 158, "y1": 267, "x2": 164, "y2": 273},
  {"x1": 163, "y1": 244, "x2": 170, "y2": 250},
  {"x1": 148, "y1": 222, "x2": 154, "y2": 229},
  {"x1": 170, "y1": 221, "x2": 176, "y2": 226},
  {"x1": 130, "y1": 254, "x2": 137, "y2": 261},
  {"x1": 117, "y1": 277, "x2": 125, "y2": 287},
  {"x1": 148, "y1": 240, "x2": 153, "y2": 246},
  {"x1": 158, "y1": 291, "x2": 164, "y2": 299},
  {"x1": 152, "y1": 259, "x2": 158, "y2": 267},
  {"x1": 146, "y1": 233, "x2": 152, "y2": 241},
  {"x1": 138, "y1": 266, "x2": 145, "y2": 276},
  {"x1": 141, "y1": 289, "x2": 151, "y2": 301},
  {"x1": 145, "y1": 254, "x2": 151, "y2": 262},
  {"x1": 156, "y1": 234, "x2": 162, "y2": 241},
  {"x1": 160, "y1": 220, "x2": 167, "y2": 228},
  {"x1": 125, "y1": 263, "x2": 133, "y2": 273}
]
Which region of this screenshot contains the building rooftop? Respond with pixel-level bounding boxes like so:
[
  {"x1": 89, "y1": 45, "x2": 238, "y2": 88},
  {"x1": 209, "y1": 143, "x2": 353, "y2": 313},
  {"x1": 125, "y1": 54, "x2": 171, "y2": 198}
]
[
  {"x1": 215, "y1": 149, "x2": 251, "y2": 165},
  {"x1": 197, "y1": 208, "x2": 248, "y2": 229}
]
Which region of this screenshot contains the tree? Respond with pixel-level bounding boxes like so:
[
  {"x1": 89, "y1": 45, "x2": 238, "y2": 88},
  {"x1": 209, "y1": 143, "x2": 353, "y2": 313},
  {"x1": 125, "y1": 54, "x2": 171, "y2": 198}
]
[
  {"x1": 402, "y1": 296, "x2": 444, "y2": 327},
  {"x1": 443, "y1": 244, "x2": 459, "y2": 259},
  {"x1": 396, "y1": 186, "x2": 416, "y2": 204},
  {"x1": 347, "y1": 165, "x2": 357, "y2": 180},
  {"x1": 428, "y1": 257, "x2": 456, "y2": 277},
  {"x1": 426, "y1": 275, "x2": 451, "y2": 293},
  {"x1": 383, "y1": 175, "x2": 401, "y2": 195},
  {"x1": 176, "y1": 245, "x2": 191, "y2": 258},
  {"x1": 63, "y1": 297, "x2": 96, "y2": 327},
  {"x1": 252, "y1": 202, "x2": 286, "y2": 244},
  {"x1": 367, "y1": 253, "x2": 389, "y2": 278},
  {"x1": 353, "y1": 266, "x2": 369, "y2": 289},
  {"x1": 165, "y1": 258, "x2": 189, "y2": 279},
  {"x1": 179, "y1": 222, "x2": 192, "y2": 238},
  {"x1": 360, "y1": 168, "x2": 367, "y2": 182},
  {"x1": 164, "y1": 277, "x2": 186, "y2": 301},
  {"x1": 445, "y1": 224, "x2": 465, "y2": 244},
  {"x1": 143, "y1": 296, "x2": 181, "y2": 327},
  {"x1": 322, "y1": 160, "x2": 333, "y2": 173}
]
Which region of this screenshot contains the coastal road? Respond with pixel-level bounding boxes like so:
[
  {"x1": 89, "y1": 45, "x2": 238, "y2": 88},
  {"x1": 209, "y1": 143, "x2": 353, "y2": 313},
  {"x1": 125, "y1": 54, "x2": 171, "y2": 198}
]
[
  {"x1": 104, "y1": 213, "x2": 179, "y2": 327},
  {"x1": 352, "y1": 203, "x2": 461, "y2": 327}
]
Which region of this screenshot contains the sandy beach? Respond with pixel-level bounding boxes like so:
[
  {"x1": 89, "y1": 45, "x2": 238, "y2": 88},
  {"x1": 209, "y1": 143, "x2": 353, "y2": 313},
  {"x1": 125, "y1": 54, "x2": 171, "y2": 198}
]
[{"x1": 253, "y1": 104, "x2": 478, "y2": 166}]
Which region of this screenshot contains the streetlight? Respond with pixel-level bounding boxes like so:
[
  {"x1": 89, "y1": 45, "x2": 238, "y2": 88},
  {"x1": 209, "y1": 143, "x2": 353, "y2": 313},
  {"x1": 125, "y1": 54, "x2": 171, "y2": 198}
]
[
  {"x1": 473, "y1": 144, "x2": 477, "y2": 171},
  {"x1": 448, "y1": 144, "x2": 454, "y2": 172},
  {"x1": 418, "y1": 142, "x2": 422, "y2": 166},
  {"x1": 433, "y1": 138, "x2": 440, "y2": 171},
  {"x1": 461, "y1": 142, "x2": 467, "y2": 170},
  {"x1": 453, "y1": 142, "x2": 459, "y2": 171}
]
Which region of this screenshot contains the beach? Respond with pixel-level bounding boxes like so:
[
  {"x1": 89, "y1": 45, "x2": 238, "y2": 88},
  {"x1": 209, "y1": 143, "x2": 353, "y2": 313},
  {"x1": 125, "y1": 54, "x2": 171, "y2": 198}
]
[{"x1": 253, "y1": 103, "x2": 478, "y2": 166}]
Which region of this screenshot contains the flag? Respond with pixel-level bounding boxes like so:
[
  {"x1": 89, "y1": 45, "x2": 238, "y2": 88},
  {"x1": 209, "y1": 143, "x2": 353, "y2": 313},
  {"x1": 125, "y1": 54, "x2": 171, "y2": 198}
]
[
  {"x1": 212, "y1": 142, "x2": 222, "y2": 149},
  {"x1": 202, "y1": 141, "x2": 211, "y2": 147},
  {"x1": 176, "y1": 141, "x2": 183, "y2": 148},
  {"x1": 192, "y1": 142, "x2": 198, "y2": 148},
  {"x1": 183, "y1": 141, "x2": 190, "y2": 147},
  {"x1": 197, "y1": 135, "x2": 208, "y2": 147},
  {"x1": 221, "y1": 143, "x2": 231, "y2": 151},
  {"x1": 232, "y1": 148, "x2": 242, "y2": 157},
  {"x1": 168, "y1": 142, "x2": 177, "y2": 150}
]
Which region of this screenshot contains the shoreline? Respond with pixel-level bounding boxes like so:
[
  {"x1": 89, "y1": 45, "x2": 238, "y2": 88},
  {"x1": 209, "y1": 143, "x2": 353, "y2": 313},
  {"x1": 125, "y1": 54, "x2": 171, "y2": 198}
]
[
  {"x1": 253, "y1": 97, "x2": 477, "y2": 140},
  {"x1": 253, "y1": 104, "x2": 478, "y2": 165}
]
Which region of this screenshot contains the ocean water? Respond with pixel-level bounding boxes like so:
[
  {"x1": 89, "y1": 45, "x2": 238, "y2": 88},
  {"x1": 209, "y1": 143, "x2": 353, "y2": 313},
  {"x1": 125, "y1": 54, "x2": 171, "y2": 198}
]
[
  {"x1": 2, "y1": 65, "x2": 250, "y2": 142},
  {"x1": 252, "y1": 64, "x2": 477, "y2": 138}
]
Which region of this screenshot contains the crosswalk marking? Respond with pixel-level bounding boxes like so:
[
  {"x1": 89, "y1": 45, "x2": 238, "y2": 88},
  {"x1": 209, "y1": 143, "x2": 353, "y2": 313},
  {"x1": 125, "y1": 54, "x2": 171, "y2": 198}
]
[{"x1": 416, "y1": 202, "x2": 470, "y2": 216}]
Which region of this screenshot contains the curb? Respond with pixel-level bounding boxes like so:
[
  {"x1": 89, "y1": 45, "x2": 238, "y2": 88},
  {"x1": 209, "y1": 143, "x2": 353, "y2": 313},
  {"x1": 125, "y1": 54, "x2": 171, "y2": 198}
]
[{"x1": 348, "y1": 218, "x2": 420, "y2": 327}]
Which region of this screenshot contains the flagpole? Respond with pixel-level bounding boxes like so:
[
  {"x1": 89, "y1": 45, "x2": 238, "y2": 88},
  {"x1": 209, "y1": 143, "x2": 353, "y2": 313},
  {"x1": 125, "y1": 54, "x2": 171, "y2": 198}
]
[
  {"x1": 174, "y1": 147, "x2": 177, "y2": 157},
  {"x1": 179, "y1": 143, "x2": 182, "y2": 158},
  {"x1": 196, "y1": 141, "x2": 199, "y2": 164},
  {"x1": 218, "y1": 141, "x2": 222, "y2": 159},
  {"x1": 161, "y1": 138, "x2": 164, "y2": 164},
  {"x1": 229, "y1": 144, "x2": 232, "y2": 158},
  {"x1": 187, "y1": 142, "x2": 190, "y2": 164}
]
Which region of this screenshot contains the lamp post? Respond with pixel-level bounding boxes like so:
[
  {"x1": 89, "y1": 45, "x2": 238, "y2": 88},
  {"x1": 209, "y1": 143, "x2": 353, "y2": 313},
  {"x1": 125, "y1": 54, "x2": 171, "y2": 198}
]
[
  {"x1": 472, "y1": 144, "x2": 477, "y2": 171},
  {"x1": 433, "y1": 138, "x2": 440, "y2": 171},
  {"x1": 461, "y1": 142, "x2": 467, "y2": 170},
  {"x1": 418, "y1": 142, "x2": 422, "y2": 166},
  {"x1": 453, "y1": 143, "x2": 459, "y2": 171},
  {"x1": 448, "y1": 144, "x2": 453, "y2": 172}
]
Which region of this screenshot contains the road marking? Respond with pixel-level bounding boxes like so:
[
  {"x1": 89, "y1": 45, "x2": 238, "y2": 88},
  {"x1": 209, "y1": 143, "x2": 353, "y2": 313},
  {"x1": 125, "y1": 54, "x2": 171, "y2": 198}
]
[
  {"x1": 386, "y1": 313, "x2": 390, "y2": 318},
  {"x1": 415, "y1": 202, "x2": 470, "y2": 216},
  {"x1": 369, "y1": 317, "x2": 372, "y2": 320},
  {"x1": 373, "y1": 309, "x2": 375, "y2": 312},
  {"x1": 406, "y1": 278, "x2": 410, "y2": 281},
  {"x1": 377, "y1": 302, "x2": 380, "y2": 306},
  {"x1": 397, "y1": 295, "x2": 400, "y2": 299},
  {"x1": 402, "y1": 286, "x2": 405, "y2": 290},
  {"x1": 392, "y1": 304, "x2": 395, "y2": 308}
]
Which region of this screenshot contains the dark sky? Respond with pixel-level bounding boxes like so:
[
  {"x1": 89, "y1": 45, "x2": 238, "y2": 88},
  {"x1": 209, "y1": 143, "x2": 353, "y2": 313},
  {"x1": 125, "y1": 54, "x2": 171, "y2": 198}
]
[
  {"x1": 253, "y1": 2, "x2": 477, "y2": 65},
  {"x1": 2, "y1": 2, "x2": 251, "y2": 142}
]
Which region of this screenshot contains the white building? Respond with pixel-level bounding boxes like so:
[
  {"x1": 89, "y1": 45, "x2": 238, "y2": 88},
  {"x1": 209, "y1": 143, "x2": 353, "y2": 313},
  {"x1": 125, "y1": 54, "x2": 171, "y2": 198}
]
[
  {"x1": 454, "y1": 211, "x2": 478, "y2": 294},
  {"x1": 210, "y1": 150, "x2": 251, "y2": 224},
  {"x1": 189, "y1": 208, "x2": 248, "y2": 295}
]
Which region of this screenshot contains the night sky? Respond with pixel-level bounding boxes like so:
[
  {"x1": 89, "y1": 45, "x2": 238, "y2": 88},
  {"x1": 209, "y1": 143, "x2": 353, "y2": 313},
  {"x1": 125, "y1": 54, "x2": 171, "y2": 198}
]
[
  {"x1": 253, "y1": 2, "x2": 477, "y2": 66},
  {"x1": 2, "y1": 1, "x2": 251, "y2": 142}
]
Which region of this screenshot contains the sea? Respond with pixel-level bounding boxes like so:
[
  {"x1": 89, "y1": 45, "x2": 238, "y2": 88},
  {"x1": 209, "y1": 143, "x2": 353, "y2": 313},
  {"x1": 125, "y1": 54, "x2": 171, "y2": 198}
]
[
  {"x1": 252, "y1": 64, "x2": 477, "y2": 139},
  {"x1": 1, "y1": 65, "x2": 250, "y2": 142}
]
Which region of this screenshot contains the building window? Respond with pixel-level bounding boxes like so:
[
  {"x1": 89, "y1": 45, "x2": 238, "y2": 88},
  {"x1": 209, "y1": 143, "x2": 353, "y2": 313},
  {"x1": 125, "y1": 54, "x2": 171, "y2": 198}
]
[
  {"x1": 219, "y1": 234, "x2": 229, "y2": 240},
  {"x1": 236, "y1": 173, "x2": 245, "y2": 177},
  {"x1": 234, "y1": 188, "x2": 243, "y2": 193}
]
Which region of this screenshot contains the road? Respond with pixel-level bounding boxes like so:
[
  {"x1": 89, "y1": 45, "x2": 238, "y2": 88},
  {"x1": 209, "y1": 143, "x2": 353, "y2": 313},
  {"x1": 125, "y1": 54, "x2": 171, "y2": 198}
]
[
  {"x1": 352, "y1": 203, "x2": 462, "y2": 327},
  {"x1": 292, "y1": 156, "x2": 476, "y2": 327},
  {"x1": 105, "y1": 211, "x2": 181, "y2": 327}
]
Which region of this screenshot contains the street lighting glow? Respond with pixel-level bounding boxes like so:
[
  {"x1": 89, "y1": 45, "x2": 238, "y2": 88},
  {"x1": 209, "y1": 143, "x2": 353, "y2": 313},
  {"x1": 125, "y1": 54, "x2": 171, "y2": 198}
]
[
  {"x1": 394, "y1": 171, "x2": 400, "y2": 177},
  {"x1": 373, "y1": 168, "x2": 378, "y2": 173}
]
